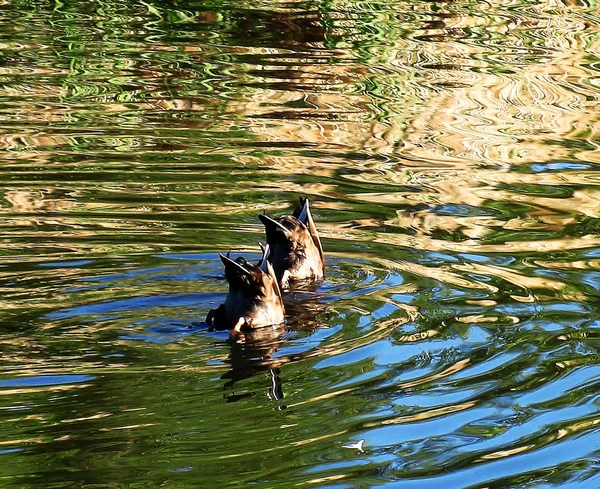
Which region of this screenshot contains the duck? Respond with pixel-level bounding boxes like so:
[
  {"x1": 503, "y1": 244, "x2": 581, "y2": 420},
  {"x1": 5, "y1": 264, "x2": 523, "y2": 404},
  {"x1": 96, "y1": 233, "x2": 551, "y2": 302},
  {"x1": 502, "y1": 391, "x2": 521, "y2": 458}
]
[
  {"x1": 258, "y1": 197, "x2": 325, "y2": 288},
  {"x1": 206, "y1": 244, "x2": 285, "y2": 333}
]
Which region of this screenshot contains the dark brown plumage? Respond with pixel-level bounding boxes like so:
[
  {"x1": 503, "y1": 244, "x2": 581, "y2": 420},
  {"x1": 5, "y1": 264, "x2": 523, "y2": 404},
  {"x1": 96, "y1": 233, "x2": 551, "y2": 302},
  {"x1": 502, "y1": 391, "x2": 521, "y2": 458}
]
[
  {"x1": 258, "y1": 197, "x2": 325, "y2": 288},
  {"x1": 206, "y1": 245, "x2": 285, "y2": 332}
]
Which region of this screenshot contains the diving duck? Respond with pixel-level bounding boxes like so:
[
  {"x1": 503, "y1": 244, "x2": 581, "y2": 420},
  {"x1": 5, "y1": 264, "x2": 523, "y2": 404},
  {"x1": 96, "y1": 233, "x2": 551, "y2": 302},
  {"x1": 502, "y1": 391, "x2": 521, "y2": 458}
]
[
  {"x1": 206, "y1": 244, "x2": 285, "y2": 332},
  {"x1": 258, "y1": 197, "x2": 325, "y2": 288}
]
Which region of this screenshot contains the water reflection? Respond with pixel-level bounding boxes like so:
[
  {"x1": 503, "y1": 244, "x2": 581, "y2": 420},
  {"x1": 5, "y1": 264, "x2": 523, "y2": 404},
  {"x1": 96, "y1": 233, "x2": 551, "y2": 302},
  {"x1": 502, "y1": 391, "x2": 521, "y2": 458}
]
[
  {"x1": 285, "y1": 289, "x2": 329, "y2": 332},
  {"x1": 2, "y1": 0, "x2": 600, "y2": 487},
  {"x1": 223, "y1": 325, "x2": 287, "y2": 403}
]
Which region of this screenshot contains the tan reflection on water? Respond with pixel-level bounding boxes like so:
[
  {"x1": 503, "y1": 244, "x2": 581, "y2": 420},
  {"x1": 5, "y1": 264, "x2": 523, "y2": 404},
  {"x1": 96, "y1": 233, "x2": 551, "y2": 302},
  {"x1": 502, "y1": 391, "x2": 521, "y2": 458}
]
[
  {"x1": 210, "y1": 3, "x2": 600, "y2": 162},
  {"x1": 185, "y1": 3, "x2": 600, "y2": 266},
  {"x1": 476, "y1": 443, "x2": 535, "y2": 462},
  {"x1": 3, "y1": 2, "x2": 598, "y2": 163},
  {"x1": 1, "y1": 1, "x2": 599, "y2": 265},
  {"x1": 4, "y1": 190, "x2": 79, "y2": 213}
]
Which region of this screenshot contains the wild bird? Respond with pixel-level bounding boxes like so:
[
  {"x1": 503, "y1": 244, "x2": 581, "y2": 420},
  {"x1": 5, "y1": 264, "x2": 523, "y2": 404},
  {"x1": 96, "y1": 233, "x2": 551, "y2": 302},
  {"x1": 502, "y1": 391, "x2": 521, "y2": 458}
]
[
  {"x1": 206, "y1": 245, "x2": 285, "y2": 333},
  {"x1": 258, "y1": 197, "x2": 325, "y2": 288}
]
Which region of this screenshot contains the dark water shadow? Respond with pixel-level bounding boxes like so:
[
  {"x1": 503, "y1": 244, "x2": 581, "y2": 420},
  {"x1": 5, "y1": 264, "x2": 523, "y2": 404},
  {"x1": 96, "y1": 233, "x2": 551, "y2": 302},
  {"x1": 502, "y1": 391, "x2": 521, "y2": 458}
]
[{"x1": 221, "y1": 323, "x2": 288, "y2": 403}]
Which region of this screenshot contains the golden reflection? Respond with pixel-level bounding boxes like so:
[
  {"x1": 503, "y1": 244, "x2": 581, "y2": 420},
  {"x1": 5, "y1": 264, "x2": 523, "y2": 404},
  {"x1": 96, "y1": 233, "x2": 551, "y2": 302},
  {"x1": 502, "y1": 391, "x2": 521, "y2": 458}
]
[
  {"x1": 456, "y1": 315, "x2": 498, "y2": 324},
  {"x1": 397, "y1": 357, "x2": 471, "y2": 391},
  {"x1": 0, "y1": 360, "x2": 223, "y2": 378},
  {"x1": 366, "y1": 400, "x2": 477, "y2": 428},
  {"x1": 0, "y1": 133, "x2": 70, "y2": 151},
  {"x1": 301, "y1": 475, "x2": 348, "y2": 485},
  {"x1": 286, "y1": 388, "x2": 354, "y2": 409},
  {"x1": 217, "y1": 429, "x2": 348, "y2": 459},
  {"x1": 534, "y1": 259, "x2": 600, "y2": 270},
  {"x1": 3, "y1": 414, "x2": 45, "y2": 423},
  {"x1": 396, "y1": 329, "x2": 438, "y2": 342},
  {"x1": 4, "y1": 190, "x2": 78, "y2": 213},
  {"x1": 557, "y1": 416, "x2": 600, "y2": 439},
  {"x1": 466, "y1": 300, "x2": 498, "y2": 306},
  {"x1": 453, "y1": 262, "x2": 587, "y2": 301},
  {"x1": 368, "y1": 230, "x2": 600, "y2": 255},
  {"x1": 0, "y1": 384, "x2": 91, "y2": 396},
  {"x1": 0, "y1": 437, "x2": 44, "y2": 446},
  {"x1": 98, "y1": 423, "x2": 156, "y2": 432},
  {"x1": 61, "y1": 412, "x2": 112, "y2": 423},
  {"x1": 475, "y1": 443, "x2": 535, "y2": 461},
  {"x1": 372, "y1": 257, "x2": 498, "y2": 292}
]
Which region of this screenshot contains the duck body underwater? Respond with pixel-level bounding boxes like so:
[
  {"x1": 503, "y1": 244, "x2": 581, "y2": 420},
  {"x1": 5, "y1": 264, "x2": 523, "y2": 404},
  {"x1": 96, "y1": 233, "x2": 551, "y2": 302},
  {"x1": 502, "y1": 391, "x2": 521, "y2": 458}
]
[
  {"x1": 206, "y1": 245, "x2": 285, "y2": 333},
  {"x1": 207, "y1": 197, "x2": 325, "y2": 334},
  {"x1": 259, "y1": 197, "x2": 325, "y2": 288}
]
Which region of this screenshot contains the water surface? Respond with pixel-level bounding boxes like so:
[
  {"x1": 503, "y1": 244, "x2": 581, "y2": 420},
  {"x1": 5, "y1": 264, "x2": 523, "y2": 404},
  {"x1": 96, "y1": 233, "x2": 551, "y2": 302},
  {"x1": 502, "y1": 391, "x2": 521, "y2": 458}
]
[{"x1": 1, "y1": 0, "x2": 600, "y2": 488}]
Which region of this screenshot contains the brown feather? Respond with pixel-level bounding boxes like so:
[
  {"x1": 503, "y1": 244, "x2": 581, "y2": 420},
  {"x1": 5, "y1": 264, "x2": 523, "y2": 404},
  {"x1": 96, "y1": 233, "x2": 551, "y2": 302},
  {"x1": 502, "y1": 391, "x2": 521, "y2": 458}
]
[
  {"x1": 206, "y1": 247, "x2": 285, "y2": 332},
  {"x1": 258, "y1": 197, "x2": 325, "y2": 287}
]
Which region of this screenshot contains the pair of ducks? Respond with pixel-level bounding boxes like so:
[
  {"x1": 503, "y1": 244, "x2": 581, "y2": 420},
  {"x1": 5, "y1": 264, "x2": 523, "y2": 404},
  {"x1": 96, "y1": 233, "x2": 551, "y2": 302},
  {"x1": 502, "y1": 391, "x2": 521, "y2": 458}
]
[{"x1": 206, "y1": 198, "x2": 325, "y2": 333}]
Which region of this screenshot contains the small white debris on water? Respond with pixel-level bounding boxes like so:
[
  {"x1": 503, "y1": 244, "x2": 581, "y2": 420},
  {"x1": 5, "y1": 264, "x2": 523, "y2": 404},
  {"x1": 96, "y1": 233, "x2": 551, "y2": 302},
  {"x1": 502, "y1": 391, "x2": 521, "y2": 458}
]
[{"x1": 342, "y1": 439, "x2": 365, "y2": 453}]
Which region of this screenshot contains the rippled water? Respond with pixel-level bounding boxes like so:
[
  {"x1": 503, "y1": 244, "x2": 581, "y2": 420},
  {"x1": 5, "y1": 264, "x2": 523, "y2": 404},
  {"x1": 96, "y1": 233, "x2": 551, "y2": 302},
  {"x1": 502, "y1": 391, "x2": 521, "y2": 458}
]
[{"x1": 2, "y1": 0, "x2": 600, "y2": 487}]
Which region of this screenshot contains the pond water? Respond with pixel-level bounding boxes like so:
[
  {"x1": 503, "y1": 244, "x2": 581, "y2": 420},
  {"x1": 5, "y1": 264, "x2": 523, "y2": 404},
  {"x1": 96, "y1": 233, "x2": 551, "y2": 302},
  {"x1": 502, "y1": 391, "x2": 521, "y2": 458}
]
[{"x1": 2, "y1": 0, "x2": 600, "y2": 487}]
